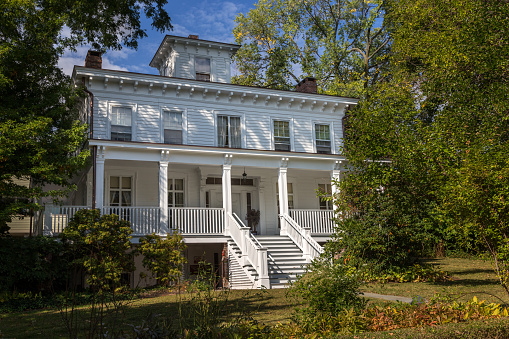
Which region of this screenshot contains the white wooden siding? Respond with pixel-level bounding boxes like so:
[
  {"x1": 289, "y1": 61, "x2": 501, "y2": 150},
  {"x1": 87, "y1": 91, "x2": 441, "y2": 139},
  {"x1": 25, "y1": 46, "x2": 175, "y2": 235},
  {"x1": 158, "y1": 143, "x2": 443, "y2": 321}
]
[{"x1": 89, "y1": 80, "x2": 345, "y2": 153}]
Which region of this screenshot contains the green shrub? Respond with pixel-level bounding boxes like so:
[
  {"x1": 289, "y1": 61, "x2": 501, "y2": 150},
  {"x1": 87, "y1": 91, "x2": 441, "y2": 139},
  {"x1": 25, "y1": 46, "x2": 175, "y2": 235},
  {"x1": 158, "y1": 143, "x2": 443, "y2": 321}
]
[
  {"x1": 60, "y1": 209, "x2": 135, "y2": 292},
  {"x1": 288, "y1": 258, "x2": 367, "y2": 319},
  {"x1": 136, "y1": 232, "x2": 187, "y2": 287},
  {"x1": 0, "y1": 236, "x2": 69, "y2": 293},
  {"x1": 359, "y1": 263, "x2": 450, "y2": 283}
]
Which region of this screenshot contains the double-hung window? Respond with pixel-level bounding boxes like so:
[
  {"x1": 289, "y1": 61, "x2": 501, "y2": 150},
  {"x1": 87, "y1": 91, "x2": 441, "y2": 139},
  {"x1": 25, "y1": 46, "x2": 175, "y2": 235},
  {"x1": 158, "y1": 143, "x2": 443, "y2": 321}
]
[
  {"x1": 168, "y1": 179, "x2": 184, "y2": 208},
  {"x1": 318, "y1": 184, "x2": 333, "y2": 210},
  {"x1": 163, "y1": 110, "x2": 183, "y2": 144},
  {"x1": 195, "y1": 57, "x2": 211, "y2": 81},
  {"x1": 274, "y1": 120, "x2": 291, "y2": 151},
  {"x1": 111, "y1": 107, "x2": 132, "y2": 141},
  {"x1": 110, "y1": 176, "x2": 132, "y2": 206},
  {"x1": 217, "y1": 115, "x2": 241, "y2": 148},
  {"x1": 315, "y1": 124, "x2": 331, "y2": 154}
]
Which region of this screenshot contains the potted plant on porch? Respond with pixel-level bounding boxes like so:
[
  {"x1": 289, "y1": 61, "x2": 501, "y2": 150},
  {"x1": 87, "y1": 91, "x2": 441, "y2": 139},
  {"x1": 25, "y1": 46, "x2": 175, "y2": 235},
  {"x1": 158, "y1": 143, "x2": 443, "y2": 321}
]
[{"x1": 246, "y1": 209, "x2": 260, "y2": 234}]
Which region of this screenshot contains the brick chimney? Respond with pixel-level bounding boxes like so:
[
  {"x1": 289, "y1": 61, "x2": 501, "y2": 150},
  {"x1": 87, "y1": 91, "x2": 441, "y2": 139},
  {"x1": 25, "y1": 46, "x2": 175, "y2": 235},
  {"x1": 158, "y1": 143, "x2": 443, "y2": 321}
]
[
  {"x1": 295, "y1": 77, "x2": 317, "y2": 94},
  {"x1": 85, "y1": 50, "x2": 102, "y2": 69},
  {"x1": 188, "y1": 34, "x2": 199, "y2": 39}
]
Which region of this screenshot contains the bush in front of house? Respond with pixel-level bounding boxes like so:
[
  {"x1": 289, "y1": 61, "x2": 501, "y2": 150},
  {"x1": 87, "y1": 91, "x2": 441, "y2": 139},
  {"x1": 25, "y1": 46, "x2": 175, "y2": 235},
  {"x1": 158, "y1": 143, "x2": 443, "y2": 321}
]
[
  {"x1": 287, "y1": 257, "x2": 367, "y2": 320},
  {"x1": 0, "y1": 236, "x2": 69, "y2": 293},
  {"x1": 136, "y1": 232, "x2": 187, "y2": 287}
]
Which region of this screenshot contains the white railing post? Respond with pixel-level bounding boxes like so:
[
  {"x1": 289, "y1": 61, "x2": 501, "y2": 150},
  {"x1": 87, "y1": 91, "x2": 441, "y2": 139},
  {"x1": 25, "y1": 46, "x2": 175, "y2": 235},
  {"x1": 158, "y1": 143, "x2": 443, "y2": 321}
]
[
  {"x1": 257, "y1": 248, "x2": 270, "y2": 288},
  {"x1": 302, "y1": 226, "x2": 312, "y2": 263},
  {"x1": 240, "y1": 227, "x2": 249, "y2": 266}
]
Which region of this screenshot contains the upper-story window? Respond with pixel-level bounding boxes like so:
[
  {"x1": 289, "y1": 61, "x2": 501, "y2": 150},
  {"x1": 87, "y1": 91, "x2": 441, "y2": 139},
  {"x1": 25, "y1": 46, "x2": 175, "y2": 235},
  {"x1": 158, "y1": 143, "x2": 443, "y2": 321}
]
[
  {"x1": 163, "y1": 110, "x2": 183, "y2": 144},
  {"x1": 274, "y1": 120, "x2": 291, "y2": 151},
  {"x1": 111, "y1": 107, "x2": 132, "y2": 141},
  {"x1": 315, "y1": 124, "x2": 331, "y2": 154},
  {"x1": 217, "y1": 115, "x2": 241, "y2": 148},
  {"x1": 195, "y1": 57, "x2": 211, "y2": 81}
]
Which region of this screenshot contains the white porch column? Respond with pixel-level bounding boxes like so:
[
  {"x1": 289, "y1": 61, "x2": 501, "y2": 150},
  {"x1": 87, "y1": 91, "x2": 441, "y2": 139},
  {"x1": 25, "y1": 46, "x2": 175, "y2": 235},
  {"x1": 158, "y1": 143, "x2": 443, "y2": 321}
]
[
  {"x1": 222, "y1": 154, "x2": 233, "y2": 234},
  {"x1": 278, "y1": 158, "x2": 289, "y2": 235},
  {"x1": 159, "y1": 151, "x2": 170, "y2": 234},
  {"x1": 95, "y1": 146, "x2": 105, "y2": 211},
  {"x1": 331, "y1": 160, "x2": 342, "y2": 212}
]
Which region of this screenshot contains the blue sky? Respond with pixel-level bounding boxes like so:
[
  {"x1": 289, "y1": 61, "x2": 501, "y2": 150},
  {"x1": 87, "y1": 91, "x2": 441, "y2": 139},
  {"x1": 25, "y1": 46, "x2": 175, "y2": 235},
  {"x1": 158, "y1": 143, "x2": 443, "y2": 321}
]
[{"x1": 58, "y1": 1, "x2": 256, "y2": 76}]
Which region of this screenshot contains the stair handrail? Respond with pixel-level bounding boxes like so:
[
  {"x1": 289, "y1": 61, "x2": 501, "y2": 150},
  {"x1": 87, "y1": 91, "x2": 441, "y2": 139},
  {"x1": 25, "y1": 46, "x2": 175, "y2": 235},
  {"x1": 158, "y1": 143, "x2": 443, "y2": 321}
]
[
  {"x1": 228, "y1": 213, "x2": 270, "y2": 288},
  {"x1": 280, "y1": 213, "x2": 324, "y2": 261}
]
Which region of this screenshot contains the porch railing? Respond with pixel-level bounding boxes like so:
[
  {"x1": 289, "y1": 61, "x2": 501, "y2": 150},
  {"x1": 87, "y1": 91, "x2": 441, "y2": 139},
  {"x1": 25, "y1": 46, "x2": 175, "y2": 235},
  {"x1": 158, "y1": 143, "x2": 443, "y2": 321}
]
[
  {"x1": 103, "y1": 206, "x2": 160, "y2": 235},
  {"x1": 290, "y1": 209, "x2": 335, "y2": 234},
  {"x1": 43, "y1": 205, "x2": 89, "y2": 235},
  {"x1": 170, "y1": 208, "x2": 224, "y2": 234},
  {"x1": 280, "y1": 214, "x2": 324, "y2": 262},
  {"x1": 228, "y1": 213, "x2": 270, "y2": 288}
]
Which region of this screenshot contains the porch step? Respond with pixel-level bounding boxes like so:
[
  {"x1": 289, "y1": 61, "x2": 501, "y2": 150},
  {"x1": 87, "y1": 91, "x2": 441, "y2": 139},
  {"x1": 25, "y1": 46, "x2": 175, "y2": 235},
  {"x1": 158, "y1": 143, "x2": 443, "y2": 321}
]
[
  {"x1": 227, "y1": 240, "x2": 258, "y2": 289},
  {"x1": 255, "y1": 235, "x2": 308, "y2": 289}
]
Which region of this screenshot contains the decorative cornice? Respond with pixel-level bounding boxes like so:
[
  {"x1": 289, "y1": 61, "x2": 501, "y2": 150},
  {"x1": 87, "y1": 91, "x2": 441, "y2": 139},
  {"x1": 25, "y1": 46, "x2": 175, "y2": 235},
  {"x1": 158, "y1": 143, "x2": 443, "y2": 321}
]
[{"x1": 74, "y1": 67, "x2": 359, "y2": 114}]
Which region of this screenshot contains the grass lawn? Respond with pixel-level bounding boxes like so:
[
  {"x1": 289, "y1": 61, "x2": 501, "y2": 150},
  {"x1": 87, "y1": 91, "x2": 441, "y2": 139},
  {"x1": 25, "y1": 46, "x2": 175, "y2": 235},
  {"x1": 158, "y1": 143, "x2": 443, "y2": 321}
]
[
  {"x1": 361, "y1": 257, "x2": 509, "y2": 305},
  {"x1": 1, "y1": 257, "x2": 507, "y2": 338},
  {"x1": 0, "y1": 289, "x2": 296, "y2": 338}
]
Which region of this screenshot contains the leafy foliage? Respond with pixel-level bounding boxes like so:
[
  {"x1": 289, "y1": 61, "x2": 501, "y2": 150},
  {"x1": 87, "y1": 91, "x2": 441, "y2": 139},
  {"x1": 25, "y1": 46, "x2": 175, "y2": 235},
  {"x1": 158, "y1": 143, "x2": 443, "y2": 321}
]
[
  {"x1": 137, "y1": 232, "x2": 187, "y2": 287},
  {"x1": 334, "y1": 0, "x2": 509, "y2": 287},
  {"x1": 60, "y1": 209, "x2": 135, "y2": 292},
  {"x1": 0, "y1": 0, "x2": 172, "y2": 232},
  {"x1": 0, "y1": 236, "x2": 69, "y2": 293},
  {"x1": 232, "y1": 0, "x2": 390, "y2": 96},
  {"x1": 288, "y1": 258, "x2": 366, "y2": 319}
]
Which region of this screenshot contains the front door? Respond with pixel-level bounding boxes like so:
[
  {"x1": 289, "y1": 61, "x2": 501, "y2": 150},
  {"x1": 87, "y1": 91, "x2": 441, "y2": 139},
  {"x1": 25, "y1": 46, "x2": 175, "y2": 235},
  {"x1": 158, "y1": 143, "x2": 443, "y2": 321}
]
[{"x1": 232, "y1": 193, "x2": 241, "y2": 218}]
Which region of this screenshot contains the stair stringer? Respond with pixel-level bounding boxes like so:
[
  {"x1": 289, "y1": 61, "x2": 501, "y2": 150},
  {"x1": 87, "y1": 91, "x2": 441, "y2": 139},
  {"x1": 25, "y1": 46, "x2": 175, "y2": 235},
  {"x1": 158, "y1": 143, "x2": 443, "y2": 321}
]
[{"x1": 227, "y1": 240, "x2": 258, "y2": 289}]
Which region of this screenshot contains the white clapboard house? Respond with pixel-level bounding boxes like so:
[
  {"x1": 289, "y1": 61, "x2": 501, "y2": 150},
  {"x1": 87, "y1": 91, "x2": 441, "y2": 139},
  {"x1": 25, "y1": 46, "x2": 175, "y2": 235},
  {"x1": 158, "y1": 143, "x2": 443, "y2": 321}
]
[{"x1": 42, "y1": 35, "x2": 358, "y2": 289}]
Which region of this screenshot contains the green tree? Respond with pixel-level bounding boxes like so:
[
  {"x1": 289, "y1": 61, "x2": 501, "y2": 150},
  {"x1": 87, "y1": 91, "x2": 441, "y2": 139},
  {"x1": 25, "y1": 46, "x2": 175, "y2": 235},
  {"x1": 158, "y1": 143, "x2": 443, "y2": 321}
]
[
  {"x1": 60, "y1": 209, "x2": 135, "y2": 337},
  {"x1": 137, "y1": 232, "x2": 187, "y2": 287},
  {"x1": 232, "y1": 0, "x2": 390, "y2": 96},
  {"x1": 335, "y1": 0, "x2": 509, "y2": 283},
  {"x1": 0, "y1": 0, "x2": 172, "y2": 233}
]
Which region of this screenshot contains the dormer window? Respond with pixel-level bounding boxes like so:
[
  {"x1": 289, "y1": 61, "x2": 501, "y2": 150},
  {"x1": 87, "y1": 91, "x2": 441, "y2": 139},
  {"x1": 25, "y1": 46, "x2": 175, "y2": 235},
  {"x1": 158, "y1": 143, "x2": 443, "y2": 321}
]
[{"x1": 195, "y1": 57, "x2": 211, "y2": 81}]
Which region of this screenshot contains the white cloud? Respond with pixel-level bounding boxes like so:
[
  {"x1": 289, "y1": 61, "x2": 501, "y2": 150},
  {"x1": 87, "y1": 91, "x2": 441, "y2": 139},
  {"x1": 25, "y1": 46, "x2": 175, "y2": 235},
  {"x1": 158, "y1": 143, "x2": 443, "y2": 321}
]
[{"x1": 174, "y1": 1, "x2": 246, "y2": 43}]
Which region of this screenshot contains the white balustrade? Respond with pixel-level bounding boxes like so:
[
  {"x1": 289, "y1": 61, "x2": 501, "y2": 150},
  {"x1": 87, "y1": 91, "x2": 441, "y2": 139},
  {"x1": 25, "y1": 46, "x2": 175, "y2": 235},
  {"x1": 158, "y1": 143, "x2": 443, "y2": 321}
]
[
  {"x1": 170, "y1": 208, "x2": 224, "y2": 234},
  {"x1": 43, "y1": 205, "x2": 89, "y2": 235},
  {"x1": 290, "y1": 209, "x2": 335, "y2": 234},
  {"x1": 228, "y1": 213, "x2": 270, "y2": 288},
  {"x1": 102, "y1": 206, "x2": 160, "y2": 235},
  {"x1": 280, "y1": 214, "x2": 324, "y2": 262}
]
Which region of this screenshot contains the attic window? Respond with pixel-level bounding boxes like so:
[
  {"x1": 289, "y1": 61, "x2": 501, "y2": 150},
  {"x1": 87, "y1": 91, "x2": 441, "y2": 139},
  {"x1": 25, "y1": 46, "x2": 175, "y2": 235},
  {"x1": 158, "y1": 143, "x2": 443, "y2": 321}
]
[{"x1": 195, "y1": 57, "x2": 211, "y2": 81}]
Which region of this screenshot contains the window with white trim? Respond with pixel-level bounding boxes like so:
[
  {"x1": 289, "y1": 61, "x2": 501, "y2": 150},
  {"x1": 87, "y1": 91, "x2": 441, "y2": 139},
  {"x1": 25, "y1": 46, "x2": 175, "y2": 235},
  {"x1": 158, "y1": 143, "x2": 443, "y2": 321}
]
[
  {"x1": 315, "y1": 124, "x2": 331, "y2": 154},
  {"x1": 217, "y1": 115, "x2": 241, "y2": 148},
  {"x1": 163, "y1": 110, "x2": 183, "y2": 144},
  {"x1": 318, "y1": 184, "x2": 333, "y2": 210},
  {"x1": 168, "y1": 178, "x2": 184, "y2": 207},
  {"x1": 111, "y1": 106, "x2": 132, "y2": 141},
  {"x1": 274, "y1": 120, "x2": 291, "y2": 151},
  {"x1": 276, "y1": 183, "x2": 294, "y2": 210},
  {"x1": 109, "y1": 176, "x2": 132, "y2": 206},
  {"x1": 195, "y1": 57, "x2": 211, "y2": 81}
]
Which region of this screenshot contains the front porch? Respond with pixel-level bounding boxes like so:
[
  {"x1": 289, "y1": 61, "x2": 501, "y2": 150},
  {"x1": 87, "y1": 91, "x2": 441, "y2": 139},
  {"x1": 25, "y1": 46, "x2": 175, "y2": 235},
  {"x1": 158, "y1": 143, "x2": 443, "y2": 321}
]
[{"x1": 42, "y1": 205, "x2": 336, "y2": 238}]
